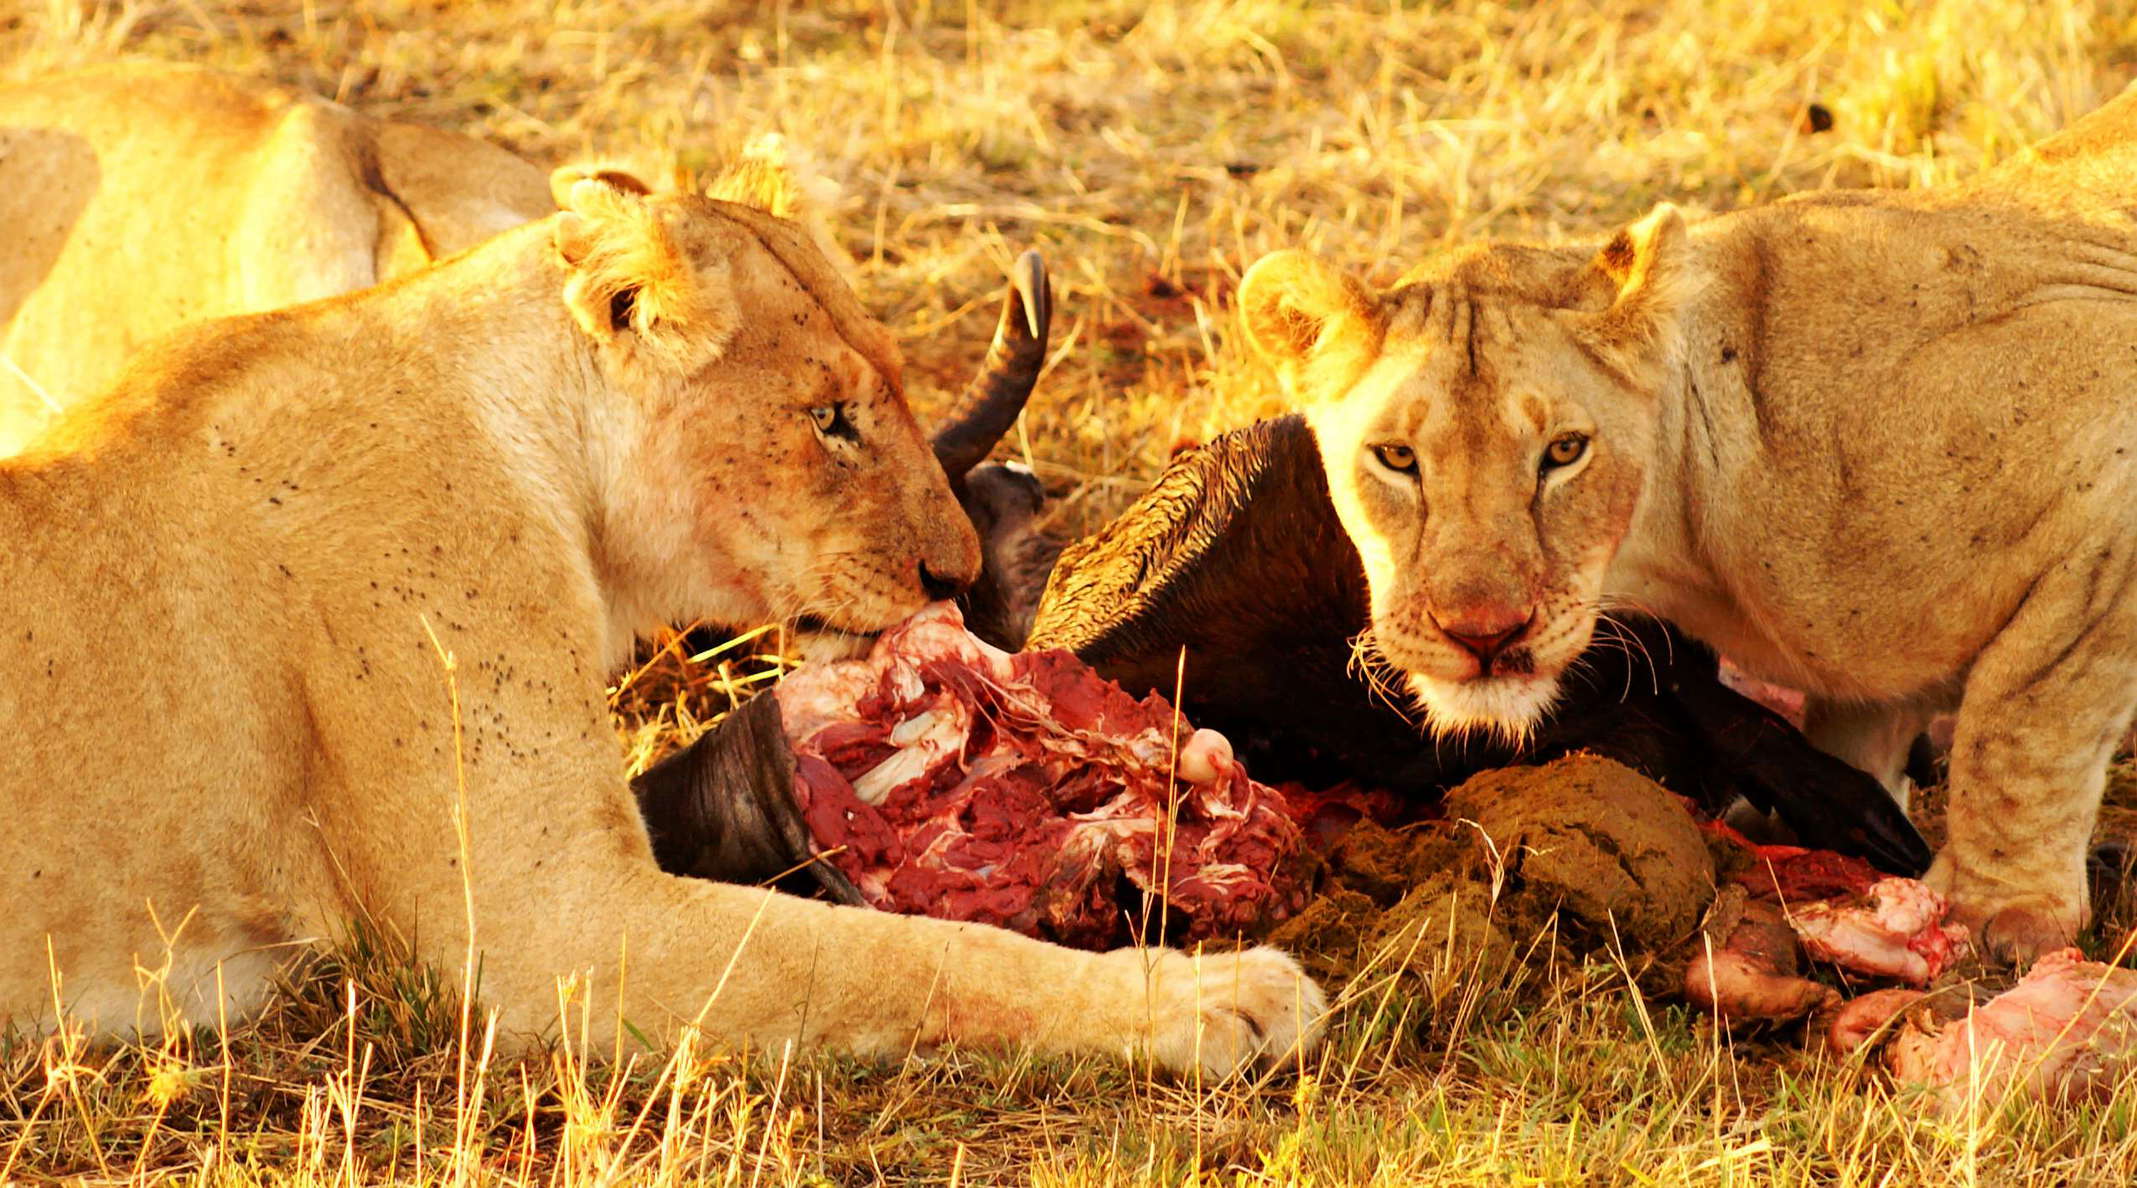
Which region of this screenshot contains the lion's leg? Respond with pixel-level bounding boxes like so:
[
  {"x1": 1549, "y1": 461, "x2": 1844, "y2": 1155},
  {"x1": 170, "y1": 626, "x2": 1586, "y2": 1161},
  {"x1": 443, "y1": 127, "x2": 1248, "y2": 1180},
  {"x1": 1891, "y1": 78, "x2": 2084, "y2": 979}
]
[
  {"x1": 0, "y1": 838, "x2": 306, "y2": 1041},
  {"x1": 311, "y1": 654, "x2": 1323, "y2": 1074},
  {"x1": 1928, "y1": 562, "x2": 2137, "y2": 963},
  {"x1": 454, "y1": 859, "x2": 1324, "y2": 1077},
  {"x1": 1801, "y1": 696, "x2": 1932, "y2": 810}
]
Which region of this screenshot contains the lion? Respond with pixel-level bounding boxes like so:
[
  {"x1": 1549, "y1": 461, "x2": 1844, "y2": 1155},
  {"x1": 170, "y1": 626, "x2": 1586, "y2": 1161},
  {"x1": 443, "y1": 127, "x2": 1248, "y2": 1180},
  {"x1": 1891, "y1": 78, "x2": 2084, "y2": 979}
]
[
  {"x1": 0, "y1": 164, "x2": 1322, "y2": 1071},
  {"x1": 0, "y1": 63, "x2": 849, "y2": 458},
  {"x1": 1236, "y1": 83, "x2": 2137, "y2": 963},
  {"x1": 0, "y1": 62, "x2": 565, "y2": 456}
]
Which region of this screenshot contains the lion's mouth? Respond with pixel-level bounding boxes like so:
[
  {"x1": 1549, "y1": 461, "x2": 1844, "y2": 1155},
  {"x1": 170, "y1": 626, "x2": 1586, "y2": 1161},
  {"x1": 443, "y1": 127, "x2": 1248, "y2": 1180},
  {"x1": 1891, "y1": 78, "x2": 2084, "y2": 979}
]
[
  {"x1": 789, "y1": 599, "x2": 960, "y2": 664},
  {"x1": 1372, "y1": 628, "x2": 1549, "y2": 687},
  {"x1": 789, "y1": 620, "x2": 878, "y2": 663},
  {"x1": 1363, "y1": 622, "x2": 1565, "y2": 742},
  {"x1": 1464, "y1": 646, "x2": 1537, "y2": 681}
]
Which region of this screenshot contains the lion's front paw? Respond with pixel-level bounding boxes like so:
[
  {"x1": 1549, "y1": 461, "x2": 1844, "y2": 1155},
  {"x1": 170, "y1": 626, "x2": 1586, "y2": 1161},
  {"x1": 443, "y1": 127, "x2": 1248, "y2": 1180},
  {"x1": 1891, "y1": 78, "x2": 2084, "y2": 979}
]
[
  {"x1": 1112, "y1": 945, "x2": 1328, "y2": 1078},
  {"x1": 1926, "y1": 856, "x2": 2083, "y2": 965},
  {"x1": 1972, "y1": 900, "x2": 2083, "y2": 966}
]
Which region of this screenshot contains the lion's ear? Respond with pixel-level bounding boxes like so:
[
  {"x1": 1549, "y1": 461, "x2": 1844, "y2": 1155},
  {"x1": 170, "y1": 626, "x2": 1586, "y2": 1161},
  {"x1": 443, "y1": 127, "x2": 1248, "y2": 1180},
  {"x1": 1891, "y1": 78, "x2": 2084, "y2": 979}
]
[
  {"x1": 552, "y1": 179, "x2": 738, "y2": 370},
  {"x1": 705, "y1": 157, "x2": 802, "y2": 219},
  {"x1": 1569, "y1": 203, "x2": 1695, "y2": 384},
  {"x1": 703, "y1": 145, "x2": 858, "y2": 282},
  {"x1": 548, "y1": 164, "x2": 652, "y2": 211},
  {"x1": 1238, "y1": 250, "x2": 1384, "y2": 398}
]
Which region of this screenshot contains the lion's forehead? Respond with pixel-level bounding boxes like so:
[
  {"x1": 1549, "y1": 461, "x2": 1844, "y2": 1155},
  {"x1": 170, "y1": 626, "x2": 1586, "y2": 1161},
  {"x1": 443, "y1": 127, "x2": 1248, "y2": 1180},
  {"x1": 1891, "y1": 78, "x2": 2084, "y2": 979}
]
[
  {"x1": 726, "y1": 283, "x2": 908, "y2": 405},
  {"x1": 697, "y1": 198, "x2": 904, "y2": 384},
  {"x1": 1354, "y1": 322, "x2": 1557, "y2": 451}
]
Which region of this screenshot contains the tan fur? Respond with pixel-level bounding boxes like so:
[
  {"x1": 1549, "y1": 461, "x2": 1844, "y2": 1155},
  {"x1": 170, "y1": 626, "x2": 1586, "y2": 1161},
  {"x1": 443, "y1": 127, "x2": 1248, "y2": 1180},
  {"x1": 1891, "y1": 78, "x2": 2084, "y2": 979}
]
[
  {"x1": 0, "y1": 143, "x2": 1321, "y2": 1071},
  {"x1": 0, "y1": 66, "x2": 864, "y2": 463},
  {"x1": 0, "y1": 63, "x2": 560, "y2": 456},
  {"x1": 1240, "y1": 84, "x2": 2137, "y2": 963}
]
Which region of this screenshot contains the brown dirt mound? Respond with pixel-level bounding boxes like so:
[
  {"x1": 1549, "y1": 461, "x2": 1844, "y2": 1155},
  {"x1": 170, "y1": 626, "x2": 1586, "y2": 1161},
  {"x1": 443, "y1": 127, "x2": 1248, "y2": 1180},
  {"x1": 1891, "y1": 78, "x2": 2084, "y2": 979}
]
[
  {"x1": 1445, "y1": 753, "x2": 1716, "y2": 950},
  {"x1": 1321, "y1": 818, "x2": 1469, "y2": 906},
  {"x1": 1266, "y1": 871, "x2": 1520, "y2": 1006},
  {"x1": 1274, "y1": 756, "x2": 1716, "y2": 997},
  {"x1": 1269, "y1": 820, "x2": 1520, "y2": 991},
  {"x1": 1362, "y1": 874, "x2": 1517, "y2": 1001},
  {"x1": 1266, "y1": 889, "x2": 1381, "y2": 985}
]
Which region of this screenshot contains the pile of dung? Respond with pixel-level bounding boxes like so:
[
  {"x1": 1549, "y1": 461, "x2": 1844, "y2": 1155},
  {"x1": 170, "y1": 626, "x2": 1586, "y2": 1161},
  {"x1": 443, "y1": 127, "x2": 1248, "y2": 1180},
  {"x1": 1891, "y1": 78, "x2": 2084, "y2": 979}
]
[
  {"x1": 1267, "y1": 822, "x2": 1516, "y2": 995},
  {"x1": 1446, "y1": 752, "x2": 1716, "y2": 950},
  {"x1": 1269, "y1": 754, "x2": 1717, "y2": 1005}
]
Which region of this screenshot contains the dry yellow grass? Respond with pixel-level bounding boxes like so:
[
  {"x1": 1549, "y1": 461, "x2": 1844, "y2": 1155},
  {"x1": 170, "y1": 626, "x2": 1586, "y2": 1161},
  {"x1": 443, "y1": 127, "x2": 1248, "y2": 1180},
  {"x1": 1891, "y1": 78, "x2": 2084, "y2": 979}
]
[{"x1": 11, "y1": 0, "x2": 2137, "y2": 1182}]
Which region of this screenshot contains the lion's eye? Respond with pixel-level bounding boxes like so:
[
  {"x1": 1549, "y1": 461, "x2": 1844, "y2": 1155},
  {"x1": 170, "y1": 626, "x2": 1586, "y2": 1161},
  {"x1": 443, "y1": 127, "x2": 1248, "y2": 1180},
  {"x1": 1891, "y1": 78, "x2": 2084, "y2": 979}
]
[
  {"x1": 1542, "y1": 433, "x2": 1589, "y2": 470},
  {"x1": 1371, "y1": 443, "x2": 1418, "y2": 476},
  {"x1": 808, "y1": 403, "x2": 857, "y2": 442}
]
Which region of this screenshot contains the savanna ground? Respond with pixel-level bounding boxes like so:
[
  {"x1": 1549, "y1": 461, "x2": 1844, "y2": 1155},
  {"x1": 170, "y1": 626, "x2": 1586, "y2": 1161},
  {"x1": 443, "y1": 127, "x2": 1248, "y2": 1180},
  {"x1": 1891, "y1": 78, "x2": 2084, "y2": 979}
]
[{"x1": 9, "y1": 0, "x2": 2137, "y2": 1182}]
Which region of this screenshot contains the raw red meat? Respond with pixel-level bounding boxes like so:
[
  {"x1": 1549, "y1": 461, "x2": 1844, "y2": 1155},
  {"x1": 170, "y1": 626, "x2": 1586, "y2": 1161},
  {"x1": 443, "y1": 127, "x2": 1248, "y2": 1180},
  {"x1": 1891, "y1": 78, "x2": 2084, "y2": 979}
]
[
  {"x1": 1688, "y1": 828, "x2": 1972, "y2": 1025},
  {"x1": 1831, "y1": 949, "x2": 2137, "y2": 1108},
  {"x1": 1272, "y1": 780, "x2": 1412, "y2": 849},
  {"x1": 1683, "y1": 890, "x2": 1841, "y2": 1022},
  {"x1": 1825, "y1": 987, "x2": 1930, "y2": 1055},
  {"x1": 1698, "y1": 822, "x2": 1884, "y2": 902},
  {"x1": 776, "y1": 602, "x2": 1306, "y2": 948},
  {"x1": 1788, "y1": 877, "x2": 1970, "y2": 985}
]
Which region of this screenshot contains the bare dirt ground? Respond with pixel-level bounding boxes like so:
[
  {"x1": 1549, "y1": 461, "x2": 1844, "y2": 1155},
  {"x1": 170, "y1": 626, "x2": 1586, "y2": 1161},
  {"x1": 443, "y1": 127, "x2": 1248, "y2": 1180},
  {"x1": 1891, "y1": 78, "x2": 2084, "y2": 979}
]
[{"x1": 10, "y1": 1, "x2": 2137, "y2": 1182}]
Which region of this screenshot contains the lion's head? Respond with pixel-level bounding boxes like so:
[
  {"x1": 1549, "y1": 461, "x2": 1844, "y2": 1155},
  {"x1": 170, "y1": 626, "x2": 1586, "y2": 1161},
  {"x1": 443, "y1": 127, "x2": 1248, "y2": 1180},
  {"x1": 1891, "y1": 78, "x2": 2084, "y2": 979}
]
[
  {"x1": 1236, "y1": 206, "x2": 1695, "y2": 742},
  {"x1": 548, "y1": 166, "x2": 978, "y2": 642}
]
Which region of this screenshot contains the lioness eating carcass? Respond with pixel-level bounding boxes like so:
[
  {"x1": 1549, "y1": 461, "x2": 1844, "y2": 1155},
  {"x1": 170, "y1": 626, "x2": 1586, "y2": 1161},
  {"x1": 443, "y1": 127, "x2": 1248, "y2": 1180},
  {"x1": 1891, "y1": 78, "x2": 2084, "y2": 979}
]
[
  {"x1": 0, "y1": 173, "x2": 1322, "y2": 1073},
  {"x1": 0, "y1": 63, "x2": 1052, "y2": 647},
  {"x1": 1235, "y1": 81, "x2": 2137, "y2": 962}
]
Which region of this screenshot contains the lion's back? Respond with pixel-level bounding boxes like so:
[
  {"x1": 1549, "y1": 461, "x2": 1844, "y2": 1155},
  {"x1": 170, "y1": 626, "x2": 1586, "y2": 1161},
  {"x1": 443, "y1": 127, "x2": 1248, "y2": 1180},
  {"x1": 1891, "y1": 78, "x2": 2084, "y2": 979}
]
[
  {"x1": 0, "y1": 63, "x2": 553, "y2": 457},
  {"x1": 1969, "y1": 79, "x2": 2137, "y2": 211}
]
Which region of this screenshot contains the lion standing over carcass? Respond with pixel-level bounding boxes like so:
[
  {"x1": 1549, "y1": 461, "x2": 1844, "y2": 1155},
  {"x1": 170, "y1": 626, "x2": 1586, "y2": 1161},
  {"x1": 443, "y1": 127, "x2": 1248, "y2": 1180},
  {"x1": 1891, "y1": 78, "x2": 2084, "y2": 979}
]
[
  {"x1": 1236, "y1": 82, "x2": 2137, "y2": 963},
  {"x1": 0, "y1": 71, "x2": 1321, "y2": 1071}
]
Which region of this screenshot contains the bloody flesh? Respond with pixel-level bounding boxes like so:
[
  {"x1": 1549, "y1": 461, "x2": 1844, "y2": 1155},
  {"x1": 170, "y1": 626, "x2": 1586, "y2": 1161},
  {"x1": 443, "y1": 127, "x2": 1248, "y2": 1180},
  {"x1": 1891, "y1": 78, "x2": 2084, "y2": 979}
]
[
  {"x1": 1686, "y1": 826, "x2": 1973, "y2": 1022},
  {"x1": 1788, "y1": 877, "x2": 1970, "y2": 986},
  {"x1": 776, "y1": 603, "x2": 1306, "y2": 948},
  {"x1": 1830, "y1": 948, "x2": 2137, "y2": 1108}
]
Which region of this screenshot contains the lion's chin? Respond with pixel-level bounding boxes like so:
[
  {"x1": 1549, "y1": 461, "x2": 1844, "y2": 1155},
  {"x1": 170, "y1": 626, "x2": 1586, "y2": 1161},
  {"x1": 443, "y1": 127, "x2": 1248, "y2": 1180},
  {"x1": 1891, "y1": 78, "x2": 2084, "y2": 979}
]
[{"x1": 1407, "y1": 670, "x2": 1561, "y2": 747}]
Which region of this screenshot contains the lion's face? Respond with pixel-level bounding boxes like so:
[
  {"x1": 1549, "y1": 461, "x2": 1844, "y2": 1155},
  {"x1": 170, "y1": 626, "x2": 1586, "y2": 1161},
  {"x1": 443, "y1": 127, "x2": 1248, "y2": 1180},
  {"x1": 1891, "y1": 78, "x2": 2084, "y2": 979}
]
[
  {"x1": 654, "y1": 250, "x2": 973, "y2": 639},
  {"x1": 1305, "y1": 304, "x2": 1658, "y2": 740},
  {"x1": 554, "y1": 176, "x2": 977, "y2": 640},
  {"x1": 1238, "y1": 206, "x2": 1692, "y2": 741}
]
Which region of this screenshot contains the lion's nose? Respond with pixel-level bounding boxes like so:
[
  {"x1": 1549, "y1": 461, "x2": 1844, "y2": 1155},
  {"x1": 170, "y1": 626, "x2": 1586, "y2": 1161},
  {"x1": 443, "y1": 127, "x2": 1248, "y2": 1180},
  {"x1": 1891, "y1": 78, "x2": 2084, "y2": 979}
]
[
  {"x1": 919, "y1": 562, "x2": 971, "y2": 602},
  {"x1": 1433, "y1": 607, "x2": 1533, "y2": 664}
]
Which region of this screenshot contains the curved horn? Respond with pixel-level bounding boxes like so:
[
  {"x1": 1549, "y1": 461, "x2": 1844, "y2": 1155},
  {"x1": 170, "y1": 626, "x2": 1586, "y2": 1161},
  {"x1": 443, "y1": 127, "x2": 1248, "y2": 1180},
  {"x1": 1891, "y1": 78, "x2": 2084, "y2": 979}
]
[{"x1": 932, "y1": 250, "x2": 1053, "y2": 483}]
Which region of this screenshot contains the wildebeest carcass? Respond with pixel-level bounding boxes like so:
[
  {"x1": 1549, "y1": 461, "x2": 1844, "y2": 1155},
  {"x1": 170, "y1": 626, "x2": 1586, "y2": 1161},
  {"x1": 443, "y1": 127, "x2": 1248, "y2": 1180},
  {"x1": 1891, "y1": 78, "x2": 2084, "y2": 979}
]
[{"x1": 633, "y1": 258, "x2": 1930, "y2": 916}]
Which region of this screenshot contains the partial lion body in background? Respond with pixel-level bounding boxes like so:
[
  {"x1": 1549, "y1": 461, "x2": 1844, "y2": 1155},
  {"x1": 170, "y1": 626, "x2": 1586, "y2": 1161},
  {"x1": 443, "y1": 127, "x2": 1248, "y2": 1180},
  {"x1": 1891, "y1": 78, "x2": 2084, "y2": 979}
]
[{"x1": 0, "y1": 63, "x2": 557, "y2": 455}]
